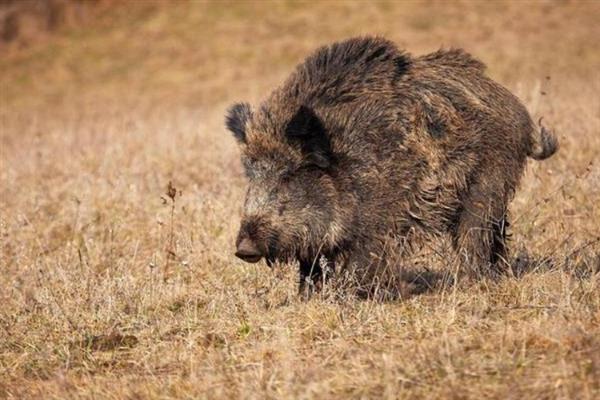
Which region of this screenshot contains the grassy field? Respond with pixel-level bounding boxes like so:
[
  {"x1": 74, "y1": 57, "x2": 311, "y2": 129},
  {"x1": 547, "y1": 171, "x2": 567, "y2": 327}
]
[{"x1": 1, "y1": 1, "x2": 599, "y2": 398}]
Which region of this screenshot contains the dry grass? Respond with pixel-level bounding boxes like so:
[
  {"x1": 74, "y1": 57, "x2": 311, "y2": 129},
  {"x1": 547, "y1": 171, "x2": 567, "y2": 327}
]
[{"x1": 1, "y1": 1, "x2": 599, "y2": 399}]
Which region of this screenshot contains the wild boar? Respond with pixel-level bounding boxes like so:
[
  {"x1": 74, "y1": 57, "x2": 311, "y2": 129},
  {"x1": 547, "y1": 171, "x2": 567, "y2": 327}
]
[{"x1": 226, "y1": 36, "x2": 557, "y2": 295}]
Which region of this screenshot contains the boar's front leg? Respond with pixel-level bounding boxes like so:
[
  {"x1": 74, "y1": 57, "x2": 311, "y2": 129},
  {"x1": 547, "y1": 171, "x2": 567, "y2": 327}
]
[
  {"x1": 298, "y1": 259, "x2": 322, "y2": 299},
  {"x1": 298, "y1": 257, "x2": 334, "y2": 299}
]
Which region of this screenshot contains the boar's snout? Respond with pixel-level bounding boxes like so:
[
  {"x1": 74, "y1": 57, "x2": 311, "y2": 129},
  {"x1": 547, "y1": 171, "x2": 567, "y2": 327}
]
[{"x1": 235, "y1": 237, "x2": 263, "y2": 263}]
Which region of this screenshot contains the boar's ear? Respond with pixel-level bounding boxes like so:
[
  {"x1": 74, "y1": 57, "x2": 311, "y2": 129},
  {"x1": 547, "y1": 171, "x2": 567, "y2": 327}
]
[
  {"x1": 285, "y1": 105, "x2": 332, "y2": 169},
  {"x1": 225, "y1": 102, "x2": 252, "y2": 143}
]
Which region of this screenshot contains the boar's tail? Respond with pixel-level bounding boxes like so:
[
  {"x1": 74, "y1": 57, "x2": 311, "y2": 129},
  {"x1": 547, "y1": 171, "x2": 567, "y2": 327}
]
[{"x1": 528, "y1": 117, "x2": 558, "y2": 160}]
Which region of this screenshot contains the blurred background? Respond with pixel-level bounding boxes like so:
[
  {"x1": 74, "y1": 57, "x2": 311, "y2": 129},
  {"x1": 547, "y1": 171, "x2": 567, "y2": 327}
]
[{"x1": 2, "y1": 0, "x2": 598, "y2": 112}]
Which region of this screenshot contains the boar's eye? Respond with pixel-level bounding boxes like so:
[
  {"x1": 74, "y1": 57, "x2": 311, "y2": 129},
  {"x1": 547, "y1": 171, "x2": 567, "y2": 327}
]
[{"x1": 280, "y1": 170, "x2": 293, "y2": 183}]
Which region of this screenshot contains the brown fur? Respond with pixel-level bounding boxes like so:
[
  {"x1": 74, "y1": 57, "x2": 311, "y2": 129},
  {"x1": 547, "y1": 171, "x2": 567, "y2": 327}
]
[{"x1": 226, "y1": 36, "x2": 558, "y2": 295}]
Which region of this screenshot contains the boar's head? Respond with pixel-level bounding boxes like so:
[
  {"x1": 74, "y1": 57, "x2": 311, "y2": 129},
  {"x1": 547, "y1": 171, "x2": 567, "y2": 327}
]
[{"x1": 226, "y1": 102, "x2": 345, "y2": 266}]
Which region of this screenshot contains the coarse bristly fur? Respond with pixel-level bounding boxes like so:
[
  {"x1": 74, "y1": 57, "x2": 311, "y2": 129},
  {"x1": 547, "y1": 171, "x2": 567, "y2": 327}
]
[{"x1": 226, "y1": 36, "x2": 558, "y2": 297}]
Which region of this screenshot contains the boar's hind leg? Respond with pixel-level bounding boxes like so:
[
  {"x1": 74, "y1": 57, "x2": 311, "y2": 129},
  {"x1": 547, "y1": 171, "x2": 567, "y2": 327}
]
[{"x1": 451, "y1": 185, "x2": 509, "y2": 276}]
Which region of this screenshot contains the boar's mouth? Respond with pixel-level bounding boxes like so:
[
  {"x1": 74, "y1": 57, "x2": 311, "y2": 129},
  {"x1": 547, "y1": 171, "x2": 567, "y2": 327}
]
[
  {"x1": 264, "y1": 234, "x2": 280, "y2": 268},
  {"x1": 235, "y1": 252, "x2": 262, "y2": 264},
  {"x1": 265, "y1": 253, "x2": 295, "y2": 268},
  {"x1": 239, "y1": 254, "x2": 262, "y2": 263}
]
